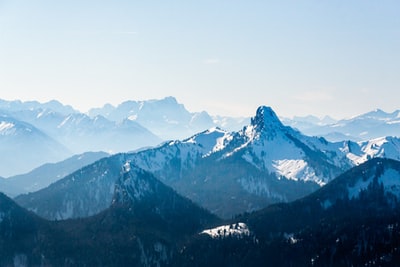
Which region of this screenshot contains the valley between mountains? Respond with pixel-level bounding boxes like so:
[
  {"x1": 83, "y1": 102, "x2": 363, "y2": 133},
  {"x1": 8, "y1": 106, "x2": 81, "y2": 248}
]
[{"x1": 2, "y1": 98, "x2": 400, "y2": 266}]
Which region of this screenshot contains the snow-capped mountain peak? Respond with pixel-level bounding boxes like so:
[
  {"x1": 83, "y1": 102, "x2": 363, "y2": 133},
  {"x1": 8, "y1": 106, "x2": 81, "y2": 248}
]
[
  {"x1": 251, "y1": 106, "x2": 284, "y2": 132},
  {"x1": 245, "y1": 106, "x2": 286, "y2": 141}
]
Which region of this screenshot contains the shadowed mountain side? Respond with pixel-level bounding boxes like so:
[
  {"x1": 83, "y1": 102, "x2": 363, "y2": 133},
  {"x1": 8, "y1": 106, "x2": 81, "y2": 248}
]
[
  {"x1": 2, "y1": 151, "x2": 109, "y2": 197},
  {"x1": 174, "y1": 158, "x2": 400, "y2": 266},
  {"x1": 1, "y1": 167, "x2": 219, "y2": 266}
]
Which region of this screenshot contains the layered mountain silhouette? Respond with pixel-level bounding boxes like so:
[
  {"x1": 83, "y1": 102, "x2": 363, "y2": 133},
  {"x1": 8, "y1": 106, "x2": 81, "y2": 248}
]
[
  {"x1": 1, "y1": 151, "x2": 109, "y2": 197},
  {"x1": 88, "y1": 96, "x2": 247, "y2": 139},
  {"x1": 1, "y1": 166, "x2": 219, "y2": 266},
  {"x1": 15, "y1": 106, "x2": 400, "y2": 220},
  {"x1": 0, "y1": 97, "x2": 247, "y2": 176},
  {"x1": 0, "y1": 113, "x2": 70, "y2": 177},
  {"x1": 175, "y1": 158, "x2": 400, "y2": 266},
  {"x1": 286, "y1": 108, "x2": 400, "y2": 142},
  {"x1": 4, "y1": 159, "x2": 400, "y2": 266},
  {"x1": 4, "y1": 98, "x2": 400, "y2": 266}
]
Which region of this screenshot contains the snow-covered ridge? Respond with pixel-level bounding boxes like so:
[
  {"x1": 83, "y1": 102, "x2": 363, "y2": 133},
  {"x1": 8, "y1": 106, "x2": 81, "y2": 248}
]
[
  {"x1": 346, "y1": 137, "x2": 400, "y2": 165},
  {"x1": 182, "y1": 127, "x2": 229, "y2": 155},
  {"x1": 201, "y1": 222, "x2": 250, "y2": 238},
  {"x1": 126, "y1": 128, "x2": 232, "y2": 177},
  {"x1": 217, "y1": 107, "x2": 345, "y2": 185},
  {"x1": 127, "y1": 106, "x2": 400, "y2": 188}
]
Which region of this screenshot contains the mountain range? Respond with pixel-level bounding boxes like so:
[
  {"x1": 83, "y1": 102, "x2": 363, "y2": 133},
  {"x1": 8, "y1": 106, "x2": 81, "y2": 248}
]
[
  {"x1": 176, "y1": 158, "x2": 400, "y2": 266},
  {"x1": 14, "y1": 106, "x2": 400, "y2": 220},
  {"x1": 3, "y1": 158, "x2": 400, "y2": 266},
  {"x1": 1, "y1": 151, "x2": 109, "y2": 197},
  {"x1": 284, "y1": 108, "x2": 400, "y2": 142},
  {"x1": 87, "y1": 96, "x2": 248, "y2": 139},
  {"x1": 0, "y1": 113, "x2": 70, "y2": 177},
  {"x1": 0, "y1": 166, "x2": 219, "y2": 266},
  {"x1": 0, "y1": 97, "x2": 246, "y2": 177},
  {"x1": 3, "y1": 98, "x2": 400, "y2": 265},
  {"x1": 3, "y1": 97, "x2": 400, "y2": 178}
]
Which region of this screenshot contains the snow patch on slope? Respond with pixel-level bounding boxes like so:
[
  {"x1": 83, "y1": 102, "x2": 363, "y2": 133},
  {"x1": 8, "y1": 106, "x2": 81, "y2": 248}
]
[
  {"x1": 273, "y1": 159, "x2": 322, "y2": 185},
  {"x1": 0, "y1": 121, "x2": 15, "y2": 135},
  {"x1": 184, "y1": 127, "x2": 228, "y2": 154},
  {"x1": 201, "y1": 222, "x2": 250, "y2": 238}
]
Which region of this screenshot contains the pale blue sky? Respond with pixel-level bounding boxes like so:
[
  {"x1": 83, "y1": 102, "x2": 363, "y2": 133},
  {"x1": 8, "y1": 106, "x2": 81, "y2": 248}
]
[{"x1": 0, "y1": 1, "x2": 399, "y2": 118}]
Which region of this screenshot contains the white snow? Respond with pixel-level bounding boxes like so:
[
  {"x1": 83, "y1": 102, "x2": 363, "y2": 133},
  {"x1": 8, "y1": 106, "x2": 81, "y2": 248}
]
[
  {"x1": 123, "y1": 161, "x2": 131, "y2": 173},
  {"x1": 201, "y1": 222, "x2": 250, "y2": 238},
  {"x1": 237, "y1": 129, "x2": 330, "y2": 185},
  {"x1": 128, "y1": 115, "x2": 138, "y2": 120},
  {"x1": 387, "y1": 120, "x2": 400, "y2": 124},
  {"x1": 212, "y1": 133, "x2": 233, "y2": 154},
  {"x1": 273, "y1": 159, "x2": 322, "y2": 185},
  {"x1": 127, "y1": 129, "x2": 230, "y2": 179},
  {"x1": 123, "y1": 108, "x2": 400, "y2": 190},
  {"x1": 284, "y1": 233, "x2": 299, "y2": 244},
  {"x1": 184, "y1": 127, "x2": 228, "y2": 154},
  {"x1": 346, "y1": 137, "x2": 400, "y2": 165},
  {"x1": 0, "y1": 121, "x2": 15, "y2": 134}
]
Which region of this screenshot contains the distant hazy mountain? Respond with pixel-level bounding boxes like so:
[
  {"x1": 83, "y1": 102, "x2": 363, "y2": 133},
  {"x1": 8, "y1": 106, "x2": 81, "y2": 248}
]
[
  {"x1": 0, "y1": 99, "x2": 77, "y2": 115},
  {"x1": 19, "y1": 106, "x2": 400, "y2": 220},
  {"x1": 0, "y1": 99, "x2": 162, "y2": 154},
  {"x1": 2, "y1": 151, "x2": 109, "y2": 197},
  {"x1": 282, "y1": 114, "x2": 337, "y2": 129},
  {"x1": 176, "y1": 158, "x2": 400, "y2": 266},
  {"x1": 0, "y1": 114, "x2": 71, "y2": 177},
  {"x1": 286, "y1": 109, "x2": 400, "y2": 142},
  {"x1": 0, "y1": 166, "x2": 219, "y2": 266},
  {"x1": 0, "y1": 97, "x2": 251, "y2": 158},
  {"x1": 211, "y1": 114, "x2": 250, "y2": 132},
  {"x1": 46, "y1": 113, "x2": 162, "y2": 154},
  {"x1": 88, "y1": 96, "x2": 248, "y2": 139}
]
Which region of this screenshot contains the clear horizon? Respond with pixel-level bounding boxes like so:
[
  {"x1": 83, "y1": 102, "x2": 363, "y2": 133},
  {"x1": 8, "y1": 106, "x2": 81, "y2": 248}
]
[{"x1": 1, "y1": 1, "x2": 399, "y2": 118}]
